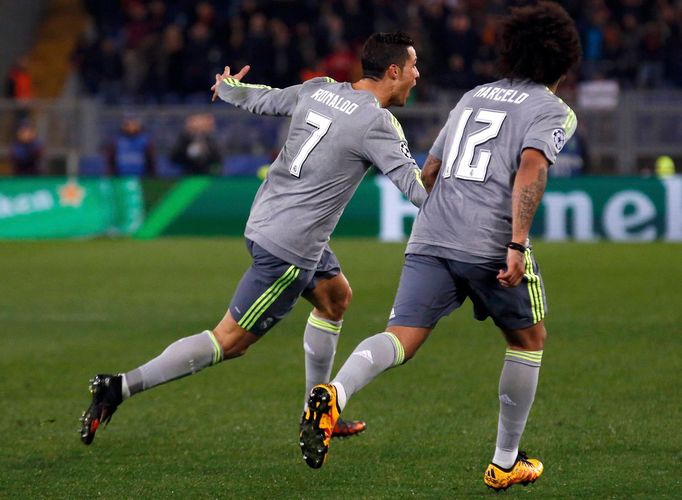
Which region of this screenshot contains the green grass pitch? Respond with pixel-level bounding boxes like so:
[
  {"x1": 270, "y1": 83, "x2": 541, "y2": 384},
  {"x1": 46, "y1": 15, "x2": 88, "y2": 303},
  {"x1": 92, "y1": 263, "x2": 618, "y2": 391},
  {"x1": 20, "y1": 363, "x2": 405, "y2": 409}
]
[{"x1": 1, "y1": 238, "x2": 680, "y2": 498}]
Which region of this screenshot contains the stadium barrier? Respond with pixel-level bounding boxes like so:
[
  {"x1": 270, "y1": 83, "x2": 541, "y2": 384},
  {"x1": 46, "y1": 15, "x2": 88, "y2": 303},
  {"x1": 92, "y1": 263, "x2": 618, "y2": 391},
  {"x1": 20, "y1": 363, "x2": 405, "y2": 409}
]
[
  {"x1": 1, "y1": 175, "x2": 680, "y2": 241},
  {"x1": 0, "y1": 177, "x2": 143, "y2": 238},
  {"x1": 135, "y1": 175, "x2": 682, "y2": 242}
]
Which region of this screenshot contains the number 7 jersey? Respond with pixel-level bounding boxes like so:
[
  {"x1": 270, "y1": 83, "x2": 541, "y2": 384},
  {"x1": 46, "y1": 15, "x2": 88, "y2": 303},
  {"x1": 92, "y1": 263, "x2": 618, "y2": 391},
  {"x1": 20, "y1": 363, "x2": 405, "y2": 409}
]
[
  {"x1": 407, "y1": 78, "x2": 577, "y2": 263},
  {"x1": 217, "y1": 76, "x2": 425, "y2": 269}
]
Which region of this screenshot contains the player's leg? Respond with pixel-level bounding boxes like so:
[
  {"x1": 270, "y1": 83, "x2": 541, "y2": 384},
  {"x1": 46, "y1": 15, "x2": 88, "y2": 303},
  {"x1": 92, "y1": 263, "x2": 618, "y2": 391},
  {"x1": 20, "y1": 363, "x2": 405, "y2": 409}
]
[
  {"x1": 497, "y1": 320, "x2": 546, "y2": 453},
  {"x1": 302, "y1": 270, "x2": 366, "y2": 438},
  {"x1": 464, "y1": 252, "x2": 547, "y2": 490},
  {"x1": 299, "y1": 254, "x2": 461, "y2": 468},
  {"x1": 123, "y1": 241, "x2": 308, "y2": 398},
  {"x1": 330, "y1": 253, "x2": 462, "y2": 411},
  {"x1": 80, "y1": 240, "x2": 310, "y2": 445},
  {"x1": 483, "y1": 322, "x2": 546, "y2": 490},
  {"x1": 301, "y1": 270, "x2": 351, "y2": 406}
]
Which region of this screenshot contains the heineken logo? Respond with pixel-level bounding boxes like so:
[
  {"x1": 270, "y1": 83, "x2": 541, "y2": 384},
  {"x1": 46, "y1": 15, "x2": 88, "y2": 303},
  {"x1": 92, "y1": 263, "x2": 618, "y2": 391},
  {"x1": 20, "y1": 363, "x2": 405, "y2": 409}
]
[
  {"x1": 58, "y1": 181, "x2": 85, "y2": 207},
  {"x1": 0, "y1": 189, "x2": 54, "y2": 219},
  {"x1": 0, "y1": 181, "x2": 86, "y2": 220}
]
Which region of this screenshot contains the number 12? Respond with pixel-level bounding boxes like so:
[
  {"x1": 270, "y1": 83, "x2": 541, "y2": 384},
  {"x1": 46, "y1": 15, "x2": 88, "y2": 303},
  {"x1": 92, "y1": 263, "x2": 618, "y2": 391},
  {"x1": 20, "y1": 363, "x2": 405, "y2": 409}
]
[{"x1": 442, "y1": 108, "x2": 507, "y2": 182}]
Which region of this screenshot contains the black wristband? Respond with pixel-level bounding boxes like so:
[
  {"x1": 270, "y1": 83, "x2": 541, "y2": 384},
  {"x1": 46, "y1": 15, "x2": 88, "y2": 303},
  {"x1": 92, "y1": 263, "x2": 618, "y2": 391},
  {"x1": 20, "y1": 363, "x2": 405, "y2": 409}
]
[{"x1": 506, "y1": 241, "x2": 527, "y2": 253}]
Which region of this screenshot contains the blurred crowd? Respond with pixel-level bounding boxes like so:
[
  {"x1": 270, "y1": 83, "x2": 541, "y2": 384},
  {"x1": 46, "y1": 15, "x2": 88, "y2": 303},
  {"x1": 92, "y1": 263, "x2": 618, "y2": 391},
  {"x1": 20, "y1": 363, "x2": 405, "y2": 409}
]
[
  {"x1": 4, "y1": 0, "x2": 682, "y2": 177},
  {"x1": 71, "y1": 0, "x2": 682, "y2": 105}
]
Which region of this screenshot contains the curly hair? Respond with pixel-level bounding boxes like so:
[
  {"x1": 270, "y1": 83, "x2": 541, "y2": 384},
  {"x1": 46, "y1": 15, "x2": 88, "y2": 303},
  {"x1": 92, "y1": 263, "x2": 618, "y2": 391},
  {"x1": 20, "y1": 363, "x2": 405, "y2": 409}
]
[
  {"x1": 361, "y1": 32, "x2": 414, "y2": 80},
  {"x1": 498, "y1": 1, "x2": 581, "y2": 85}
]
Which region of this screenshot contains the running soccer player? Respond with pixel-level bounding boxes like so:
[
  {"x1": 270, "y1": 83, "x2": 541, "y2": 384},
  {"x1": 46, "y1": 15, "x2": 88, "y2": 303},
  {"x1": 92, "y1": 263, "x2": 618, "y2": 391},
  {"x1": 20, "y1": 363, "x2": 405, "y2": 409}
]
[
  {"x1": 300, "y1": 2, "x2": 581, "y2": 491},
  {"x1": 79, "y1": 32, "x2": 425, "y2": 445}
]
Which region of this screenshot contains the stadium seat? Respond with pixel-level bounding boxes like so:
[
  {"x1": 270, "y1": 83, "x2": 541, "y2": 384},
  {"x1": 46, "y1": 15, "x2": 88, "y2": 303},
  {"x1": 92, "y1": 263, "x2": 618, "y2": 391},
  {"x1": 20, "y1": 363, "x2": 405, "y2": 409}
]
[
  {"x1": 157, "y1": 156, "x2": 184, "y2": 178},
  {"x1": 222, "y1": 154, "x2": 270, "y2": 176},
  {"x1": 79, "y1": 154, "x2": 107, "y2": 176}
]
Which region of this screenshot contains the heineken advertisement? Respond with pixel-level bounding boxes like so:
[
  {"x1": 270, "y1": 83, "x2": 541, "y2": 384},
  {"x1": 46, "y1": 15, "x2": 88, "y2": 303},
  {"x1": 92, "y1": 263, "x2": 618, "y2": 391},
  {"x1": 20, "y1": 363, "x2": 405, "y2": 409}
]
[
  {"x1": 136, "y1": 175, "x2": 682, "y2": 242},
  {"x1": 0, "y1": 177, "x2": 144, "y2": 239}
]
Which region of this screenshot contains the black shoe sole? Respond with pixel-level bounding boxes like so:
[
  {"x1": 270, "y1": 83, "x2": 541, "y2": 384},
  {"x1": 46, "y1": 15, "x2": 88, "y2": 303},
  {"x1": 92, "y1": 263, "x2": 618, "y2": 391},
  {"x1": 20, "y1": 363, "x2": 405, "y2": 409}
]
[{"x1": 299, "y1": 387, "x2": 333, "y2": 469}]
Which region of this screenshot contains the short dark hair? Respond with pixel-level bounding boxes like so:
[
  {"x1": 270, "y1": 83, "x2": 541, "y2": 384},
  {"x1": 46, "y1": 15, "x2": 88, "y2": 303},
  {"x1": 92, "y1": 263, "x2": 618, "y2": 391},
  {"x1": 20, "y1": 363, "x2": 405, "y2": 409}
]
[
  {"x1": 498, "y1": 1, "x2": 581, "y2": 85},
  {"x1": 361, "y1": 32, "x2": 414, "y2": 80}
]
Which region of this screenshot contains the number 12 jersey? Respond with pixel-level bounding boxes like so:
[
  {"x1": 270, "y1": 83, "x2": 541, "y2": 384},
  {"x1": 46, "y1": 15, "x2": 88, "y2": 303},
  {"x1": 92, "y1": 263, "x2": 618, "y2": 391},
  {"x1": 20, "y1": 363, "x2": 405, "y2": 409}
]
[{"x1": 407, "y1": 78, "x2": 577, "y2": 263}]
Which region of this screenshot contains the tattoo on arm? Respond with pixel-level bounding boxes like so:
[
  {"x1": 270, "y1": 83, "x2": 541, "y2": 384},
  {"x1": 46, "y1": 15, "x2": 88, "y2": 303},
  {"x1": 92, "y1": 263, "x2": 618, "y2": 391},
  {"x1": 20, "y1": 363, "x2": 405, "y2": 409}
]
[{"x1": 514, "y1": 166, "x2": 547, "y2": 235}]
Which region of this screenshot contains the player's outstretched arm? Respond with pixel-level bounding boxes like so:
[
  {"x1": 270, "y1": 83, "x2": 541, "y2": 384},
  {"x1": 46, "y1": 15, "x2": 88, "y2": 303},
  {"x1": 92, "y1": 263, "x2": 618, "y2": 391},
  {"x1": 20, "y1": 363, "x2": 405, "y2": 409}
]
[
  {"x1": 211, "y1": 65, "x2": 251, "y2": 101},
  {"x1": 211, "y1": 64, "x2": 302, "y2": 117},
  {"x1": 497, "y1": 148, "x2": 548, "y2": 288}
]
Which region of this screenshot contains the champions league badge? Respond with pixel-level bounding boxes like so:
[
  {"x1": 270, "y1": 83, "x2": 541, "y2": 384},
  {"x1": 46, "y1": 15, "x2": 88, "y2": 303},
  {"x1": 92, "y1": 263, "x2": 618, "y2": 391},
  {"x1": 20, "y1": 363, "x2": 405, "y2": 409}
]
[
  {"x1": 552, "y1": 128, "x2": 566, "y2": 152},
  {"x1": 400, "y1": 141, "x2": 413, "y2": 159}
]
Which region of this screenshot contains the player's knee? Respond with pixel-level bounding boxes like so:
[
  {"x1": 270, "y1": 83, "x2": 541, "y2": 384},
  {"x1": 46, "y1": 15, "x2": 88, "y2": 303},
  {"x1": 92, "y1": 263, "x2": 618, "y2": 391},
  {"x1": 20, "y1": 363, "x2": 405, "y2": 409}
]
[
  {"x1": 319, "y1": 284, "x2": 352, "y2": 321},
  {"x1": 211, "y1": 325, "x2": 255, "y2": 359},
  {"x1": 505, "y1": 323, "x2": 546, "y2": 350}
]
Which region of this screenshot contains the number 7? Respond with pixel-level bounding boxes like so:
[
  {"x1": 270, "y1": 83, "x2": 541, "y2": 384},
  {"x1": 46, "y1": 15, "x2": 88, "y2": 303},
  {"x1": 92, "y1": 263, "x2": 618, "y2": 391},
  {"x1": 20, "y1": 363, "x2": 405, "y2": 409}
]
[{"x1": 290, "y1": 110, "x2": 332, "y2": 178}]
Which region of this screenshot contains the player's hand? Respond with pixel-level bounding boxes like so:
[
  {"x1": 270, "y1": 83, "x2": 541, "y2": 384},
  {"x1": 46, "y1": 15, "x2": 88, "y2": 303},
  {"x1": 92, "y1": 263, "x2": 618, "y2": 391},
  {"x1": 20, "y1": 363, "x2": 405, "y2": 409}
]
[
  {"x1": 211, "y1": 65, "x2": 251, "y2": 102},
  {"x1": 497, "y1": 248, "x2": 525, "y2": 287}
]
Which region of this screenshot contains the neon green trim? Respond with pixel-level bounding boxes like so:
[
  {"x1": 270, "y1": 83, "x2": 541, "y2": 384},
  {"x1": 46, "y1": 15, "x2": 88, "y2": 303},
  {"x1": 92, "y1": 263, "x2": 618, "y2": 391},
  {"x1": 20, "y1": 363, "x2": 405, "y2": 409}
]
[
  {"x1": 307, "y1": 313, "x2": 342, "y2": 334},
  {"x1": 506, "y1": 349, "x2": 543, "y2": 363},
  {"x1": 387, "y1": 112, "x2": 406, "y2": 141},
  {"x1": 562, "y1": 107, "x2": 577, "y2": 136},
  {"x1": 134, "y1": 178, "x2": 211, "y2": 239},
  {"x1": 413, "y1": 168, "x2": 425, "y2": 189},
  {"x1": 207, "y1": 331, "x2": 223, "y2": 364},
  {"x1": 524, "y1": 251, "x2": 539, "y2": 323},
  {"x1": 523, "y1": 249, "x2": 545, "y2": 323},
  {"x1": 238, "y1": 265, "x2": 300, "y2": 330},
  {"x1": 222, "y1": 77, "x2": 272, "y2": 90},
  {"x1": 383, "y1": 332, "x2": 405, "y2": 366},
  {"x1": 323, "y1": 76, "x2": 337, "y2": 83}
]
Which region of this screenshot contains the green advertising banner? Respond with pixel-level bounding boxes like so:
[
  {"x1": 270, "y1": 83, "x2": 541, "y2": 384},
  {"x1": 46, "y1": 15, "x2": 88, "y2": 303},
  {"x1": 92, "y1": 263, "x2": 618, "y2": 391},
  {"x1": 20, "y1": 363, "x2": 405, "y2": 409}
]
[
  {"x1": 0, "y1": 177, "x2": 144, "y2": 239},
  {"x1": 138, "y1": 175, "x2": 682, "y2": 242}
]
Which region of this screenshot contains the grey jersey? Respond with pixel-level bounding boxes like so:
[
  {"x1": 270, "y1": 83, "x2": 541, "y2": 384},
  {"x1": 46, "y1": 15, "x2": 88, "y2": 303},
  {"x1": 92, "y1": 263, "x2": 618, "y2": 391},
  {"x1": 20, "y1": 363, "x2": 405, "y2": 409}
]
[
  {"x1": 218, "y1": 76, "x2": 426, "y2": 269},
  {"x1": 407, "y1": 79, "x2": 577, "y2": 262}
]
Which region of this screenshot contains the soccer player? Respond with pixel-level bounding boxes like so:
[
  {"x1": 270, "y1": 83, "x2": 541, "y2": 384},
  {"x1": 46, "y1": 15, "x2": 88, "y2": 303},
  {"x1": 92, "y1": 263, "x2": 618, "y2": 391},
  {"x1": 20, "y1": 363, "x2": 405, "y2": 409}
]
[
  {"x1": 299, "y1": 2, "x2": 581, "y2": 491},
  {"x1": 80, "y1": 32, "x2": 426, "y2": 445}
]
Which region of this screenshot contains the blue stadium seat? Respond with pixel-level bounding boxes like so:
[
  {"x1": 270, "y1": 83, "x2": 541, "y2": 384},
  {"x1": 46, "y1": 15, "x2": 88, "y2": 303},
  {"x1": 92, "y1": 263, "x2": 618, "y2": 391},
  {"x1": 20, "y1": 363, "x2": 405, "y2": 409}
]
[
  {"x1": 157, "y1": 155, "x2": 184, "y2": 177},
  {"x1": 222, "y1": 154, "x2": 270, "y2": 176},
  {"x1": 79, "y1": 155, "x2": 107, "y2": 176}
]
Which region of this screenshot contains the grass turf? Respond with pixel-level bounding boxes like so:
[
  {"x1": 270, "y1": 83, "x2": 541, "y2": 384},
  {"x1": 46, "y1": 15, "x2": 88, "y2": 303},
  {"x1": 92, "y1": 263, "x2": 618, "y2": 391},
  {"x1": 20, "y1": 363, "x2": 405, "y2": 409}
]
[{"x1": 1, "y1": 238, "x2": 680, "y2": 498}]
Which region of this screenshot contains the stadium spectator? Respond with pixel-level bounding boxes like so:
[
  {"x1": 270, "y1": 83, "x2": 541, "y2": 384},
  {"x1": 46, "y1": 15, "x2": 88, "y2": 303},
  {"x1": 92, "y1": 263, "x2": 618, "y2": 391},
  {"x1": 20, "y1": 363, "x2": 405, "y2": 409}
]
[
  {"x1": 322, "y1": 40, "x2": 360, "y2": 83},
  {"x1": 299, "y1": 2, "x2": 582, "y2": 493},
  {"x1": 4, "y1": 57, "x2": 33, "y2": 100},
  {"x1": 170, "y1": 113, "x2": 222, "y2": 175},
  {"x1": 4, "y1": 56, "x2": 34, "y2": 125},
  {"x1": 105, "y1": 114, "x2": 156, "y2": 176},
  {"x1": 72, "y1": 0, "x2": 682, "y2": 104},
  {"x1": 9, "y1": 121, "x2": 44, "y2": 176},
  {"x1": 79, "y1": 31, "x2": 426, "y2": 449}
]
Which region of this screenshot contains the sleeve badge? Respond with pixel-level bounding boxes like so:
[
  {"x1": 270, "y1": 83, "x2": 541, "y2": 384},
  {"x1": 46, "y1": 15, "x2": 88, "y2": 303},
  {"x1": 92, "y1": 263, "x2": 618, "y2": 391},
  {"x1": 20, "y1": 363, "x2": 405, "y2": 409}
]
[
  {"x1": 552, "y1": 128, "x2": 566, "y2": 152},
  {"x1": 399, "y1": 141, "x2": 413, "y2": 159}
]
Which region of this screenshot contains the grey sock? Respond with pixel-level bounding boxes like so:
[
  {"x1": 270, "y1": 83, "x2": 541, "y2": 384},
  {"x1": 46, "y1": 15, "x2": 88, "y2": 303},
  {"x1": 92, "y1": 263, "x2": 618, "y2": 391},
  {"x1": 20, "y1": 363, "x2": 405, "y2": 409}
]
[
  {"x1": 124, "y1": 330, "x2": 222, "y2": 396},
  {"x1": 303, "y1": 312, "x2": 341, "y2": 406},
  {"x1": 332, "y1": 332, "x2": 404, "y2": 409},
  {"x1": 493, "y1": 349, "x2": 543, "y2": 468}
]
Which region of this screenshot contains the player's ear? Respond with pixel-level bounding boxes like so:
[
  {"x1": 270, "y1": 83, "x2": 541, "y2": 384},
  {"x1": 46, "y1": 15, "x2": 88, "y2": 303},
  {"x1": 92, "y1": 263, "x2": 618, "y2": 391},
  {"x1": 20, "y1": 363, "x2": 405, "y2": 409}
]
[{"x1": 388, "y1": 64, "x2": 400, "y2": 80}]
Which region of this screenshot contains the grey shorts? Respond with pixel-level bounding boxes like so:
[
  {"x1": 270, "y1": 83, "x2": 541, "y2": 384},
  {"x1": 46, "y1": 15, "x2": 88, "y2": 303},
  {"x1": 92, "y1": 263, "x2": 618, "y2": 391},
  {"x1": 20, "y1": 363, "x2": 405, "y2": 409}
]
[
  {"x1": 387, "y1": 251, "x2": 547, "y2": 331},
  {"x1": 228, "y1": 239, "x2": 341, "y2": 335}
]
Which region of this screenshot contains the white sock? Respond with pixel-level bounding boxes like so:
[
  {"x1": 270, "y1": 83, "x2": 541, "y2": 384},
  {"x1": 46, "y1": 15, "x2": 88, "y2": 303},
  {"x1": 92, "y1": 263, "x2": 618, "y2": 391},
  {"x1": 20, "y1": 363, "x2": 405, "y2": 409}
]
[
  {"x1": 120, "y1": 373, "x2": 131, "y2": 400},
  {"x1": 492, "y1": 447, "x2": 518, "y2": 469},
  {"x1": 331, "y1": 381, "x2": 347, "y2": 411}
]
